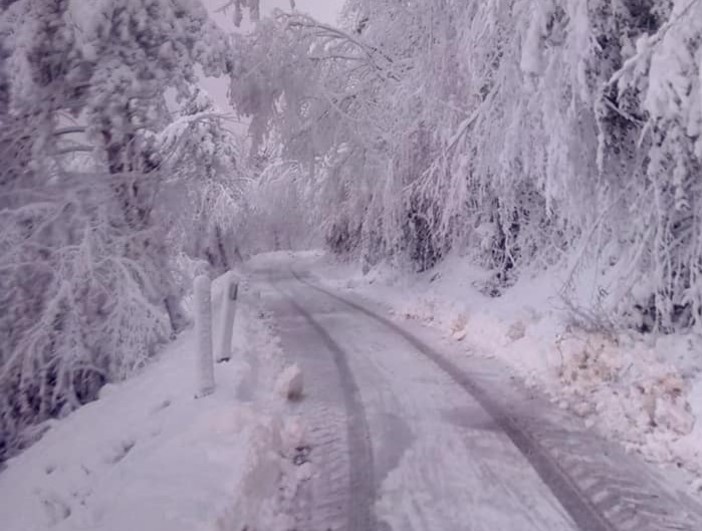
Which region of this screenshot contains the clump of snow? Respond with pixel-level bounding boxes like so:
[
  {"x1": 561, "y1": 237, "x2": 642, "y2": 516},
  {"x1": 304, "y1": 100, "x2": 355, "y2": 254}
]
[
  {"x1": 215, "y1": 414, "x2": 312, "y2": 531},
  {"x1": 281, "y1": 416, "x2": 308, "y2": 451},
  {"x1": 275, "y1": 364, "x2": 305, "y2": 402},
  {"x1": 554, "y1": 335, "x2": 696, "y2": 448},
  {"x1": 214, "y1": 415, "x2": 295, "y2": 531}
]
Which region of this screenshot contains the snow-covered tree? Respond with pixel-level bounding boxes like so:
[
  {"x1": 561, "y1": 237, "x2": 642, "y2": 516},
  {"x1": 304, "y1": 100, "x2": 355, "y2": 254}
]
[
  {"x1": 0, "y1": 0, "x2": 254, "y2": 460},
  {"x1": 234, "y1": 0, "x2": 702, "y2": 330},
  {"x1": 153, "y1": 89, "x2": 250, "y2": 271},
  {"x1": 598, "y1": 0, "x2": 702, "y2": 331},
  {"x1": 219, "y1": 0, "x2": 260, "y2": 27}
]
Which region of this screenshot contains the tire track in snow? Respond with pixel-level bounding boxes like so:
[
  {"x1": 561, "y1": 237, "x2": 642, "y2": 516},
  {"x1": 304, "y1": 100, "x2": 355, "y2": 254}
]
[
  {"x1": 270, "y1": 279, "x2": 377, "y2": 531},
  {"x1": 290, "y1": 270, "x2": 618, "y2": 531},
  {"x1": 293, "y1": 269, "x2": 702, "y2": 531},
  {"x1": 533, "y1": 424, "x2": 702, "y2": 530}
]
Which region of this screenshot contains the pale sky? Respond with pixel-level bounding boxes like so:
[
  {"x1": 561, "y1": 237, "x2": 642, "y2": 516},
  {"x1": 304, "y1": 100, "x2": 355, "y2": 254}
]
[
  {"x1": 200, "y1": 0, "x2": 346, "y2": 112},
  {"x1": 205, "y1": 0, "x2": 344, "y2": 27},
  {"x1": 266, "y1": 0, "x2": 344, "y2": 25}
]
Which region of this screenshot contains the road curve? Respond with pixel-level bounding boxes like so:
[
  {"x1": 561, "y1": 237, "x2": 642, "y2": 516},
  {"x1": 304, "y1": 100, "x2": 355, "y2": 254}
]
[{"x1": 253, "y1": 263, "x2": 702, "y2": 531}]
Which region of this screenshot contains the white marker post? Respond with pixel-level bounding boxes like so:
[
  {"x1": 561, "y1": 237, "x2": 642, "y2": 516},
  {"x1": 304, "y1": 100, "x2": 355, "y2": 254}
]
[
  {"x1": 216, "y1": 271, "x2": 239, "y2": 363},
  {"x1": 194, "y1": 275, "x2": 215, "y2": 397}
]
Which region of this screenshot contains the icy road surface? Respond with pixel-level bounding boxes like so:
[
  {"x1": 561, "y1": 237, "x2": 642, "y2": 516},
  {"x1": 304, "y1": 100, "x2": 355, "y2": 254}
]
[{"x1": 251, "y1": 256, "x2": 702, "y2": 531}]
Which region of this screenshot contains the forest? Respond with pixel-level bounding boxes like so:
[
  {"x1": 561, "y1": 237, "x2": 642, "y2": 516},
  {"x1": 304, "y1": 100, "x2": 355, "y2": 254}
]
[{"x1": 1, "y1": 0, "x2": 701, "y2": 463}]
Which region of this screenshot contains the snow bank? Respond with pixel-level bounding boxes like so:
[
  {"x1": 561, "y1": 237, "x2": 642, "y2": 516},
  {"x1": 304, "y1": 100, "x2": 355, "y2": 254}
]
[
  {"x1": 310, "y1": 252, "x2": 702, "y2": 493},
  {"x1": 0, "y1": 271, "x2": 299, "y2": 531}
]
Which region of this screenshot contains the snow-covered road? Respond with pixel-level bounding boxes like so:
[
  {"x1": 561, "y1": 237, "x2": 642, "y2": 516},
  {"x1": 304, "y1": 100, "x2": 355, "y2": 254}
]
[{"x1": 252, "y1": 256, "x2": 702, "y2": 531}]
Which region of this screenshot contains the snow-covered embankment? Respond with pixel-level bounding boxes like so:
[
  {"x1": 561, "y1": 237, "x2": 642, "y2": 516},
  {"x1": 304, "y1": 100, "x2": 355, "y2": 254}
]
[{"x1": 0, "y1": 270, "x2": 305, "y2": 531}]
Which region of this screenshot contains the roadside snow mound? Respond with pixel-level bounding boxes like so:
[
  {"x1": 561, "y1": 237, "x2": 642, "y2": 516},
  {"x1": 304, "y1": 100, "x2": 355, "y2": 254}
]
[{"x1": 0, "y1": 272, "x2": 298, "y2": 531}]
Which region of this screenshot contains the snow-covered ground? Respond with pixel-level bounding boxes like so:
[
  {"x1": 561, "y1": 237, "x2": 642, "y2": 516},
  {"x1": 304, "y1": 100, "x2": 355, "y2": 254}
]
[
  {"x1": 299, "y1": 251, "x2": 702, "y2": 495},
  {"x1": 0, "y1": 272, "x2": 302, "y2": 531},
  {"x1": 4, "y1": 252, "x2": 701, "y2": 531}
]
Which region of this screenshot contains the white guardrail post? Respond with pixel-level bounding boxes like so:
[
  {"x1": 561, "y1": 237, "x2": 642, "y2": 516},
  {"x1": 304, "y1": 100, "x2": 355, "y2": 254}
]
[
  {"x1": 195, "y1": 274, "x2": 215, "y2": 398},
  {"x1": 216, "y1": 271, "x2": 238, "y2": 363}
]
